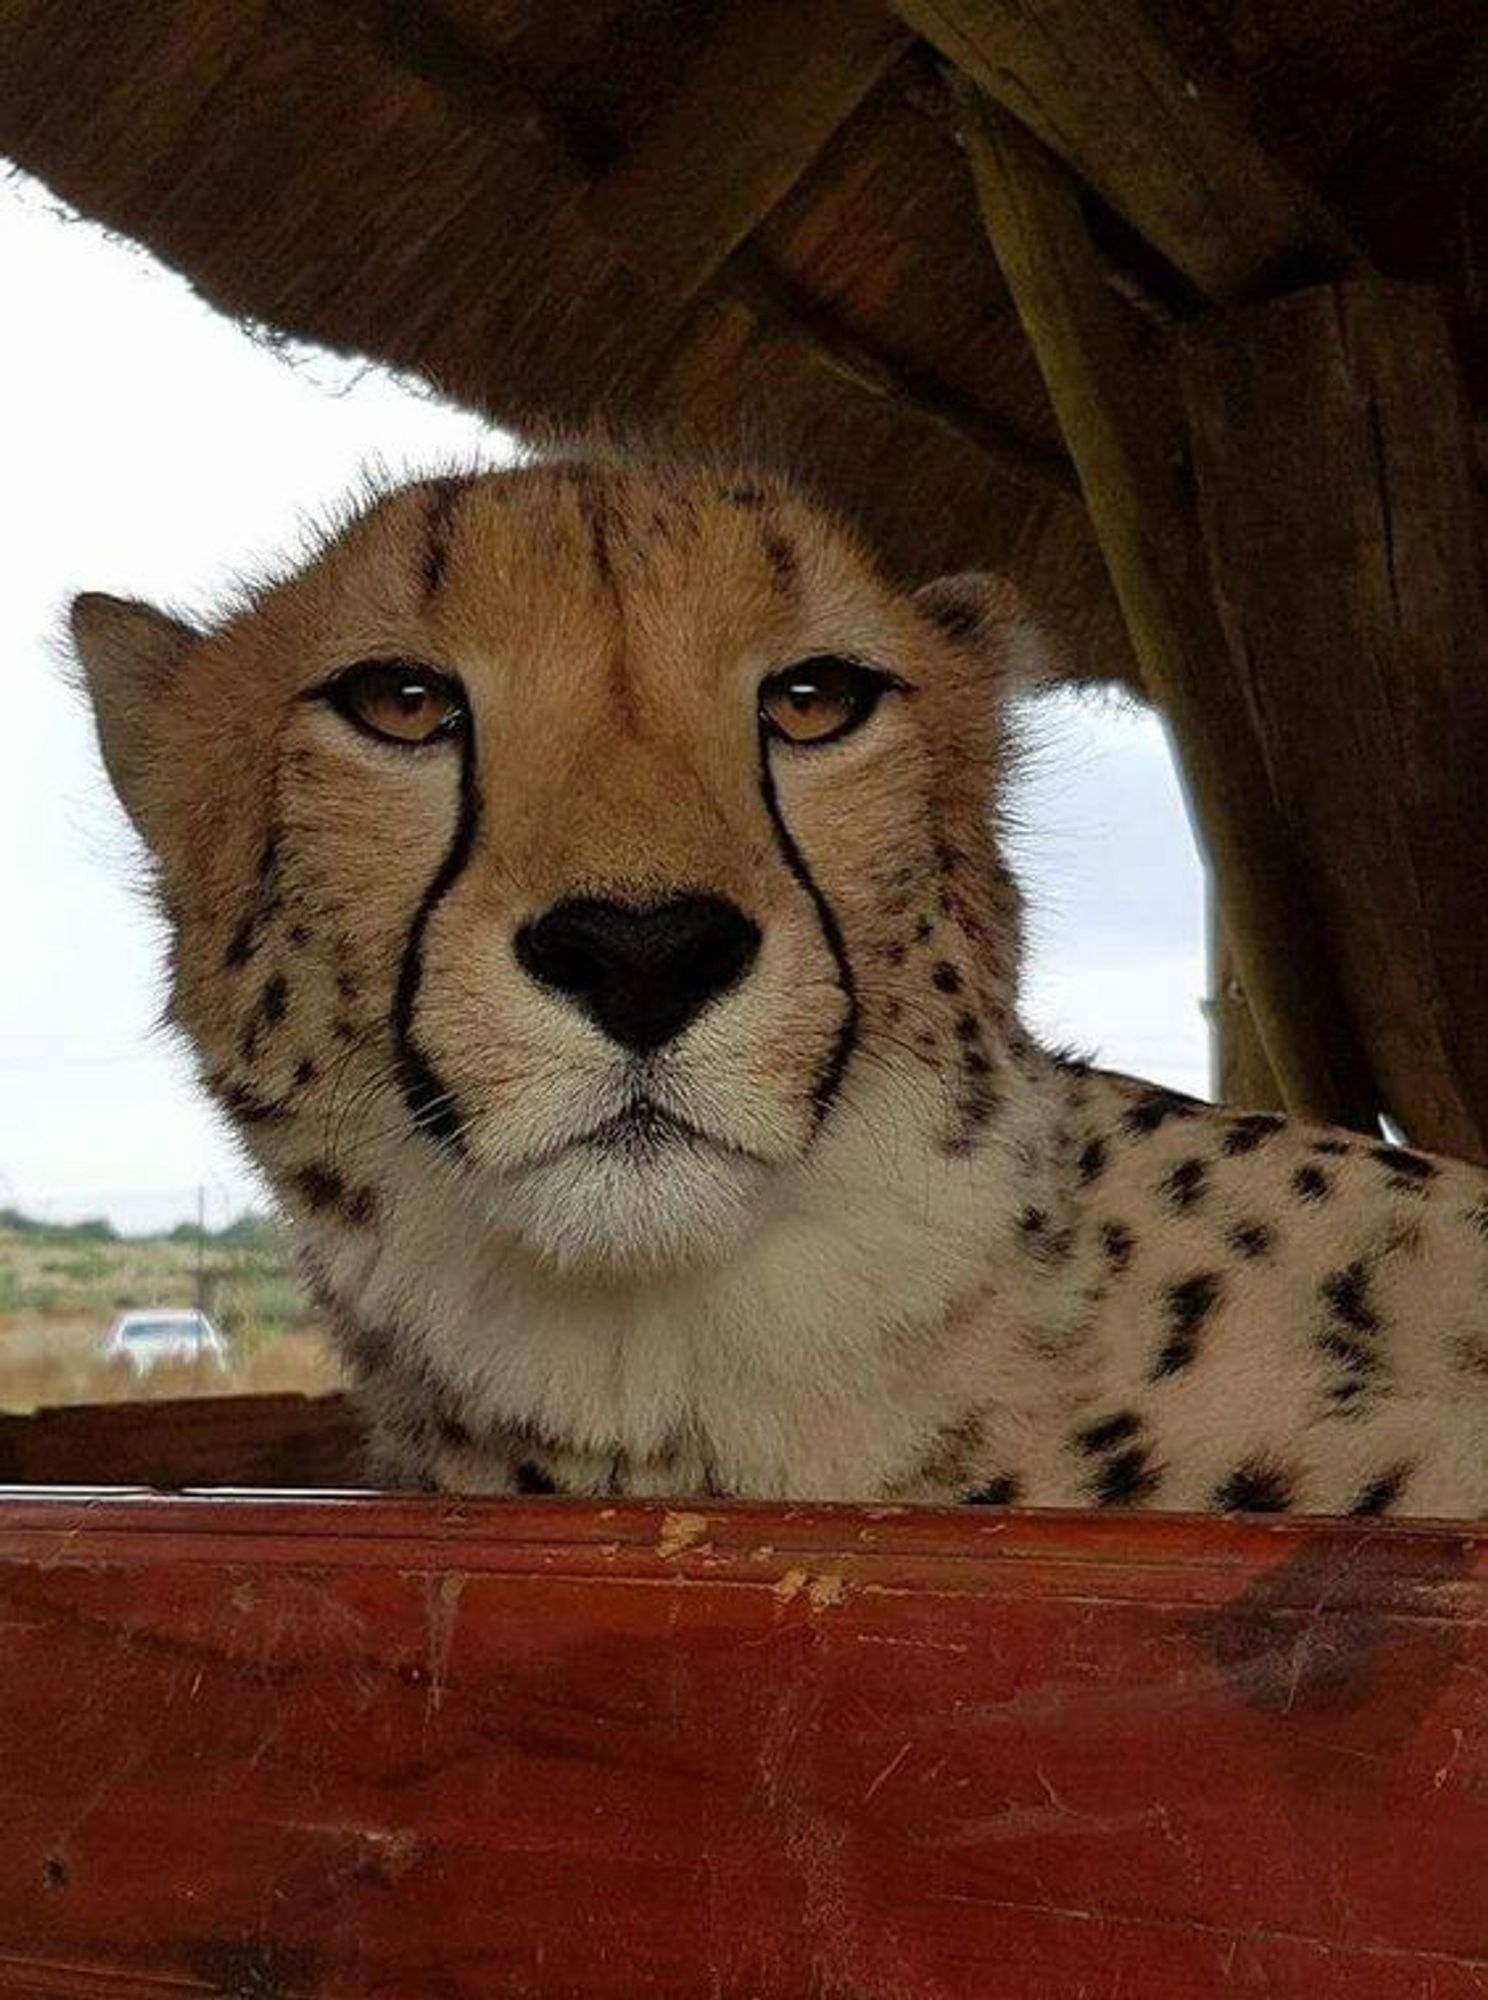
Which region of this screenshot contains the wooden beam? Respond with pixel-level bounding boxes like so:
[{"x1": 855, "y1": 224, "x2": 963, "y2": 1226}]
[
  {"x1": 1182, "y1": 279, "x2": 1488, "y2": 1161},
  {"x1": 0, "y1": 1392, "x2": 362, "y2": 1488},
  {"x1": 725, "y1": 244, "x2": 1080, "y2": 501},
  {"x1": 892, "y1": 0, "x2": 1357, "y2": 302},
  {"x1": 958, "y1": 89, "x2": 1378, "y2": 1129},
  {"x1": 586, "y1": 0, "x2": 911, "y2": 305}
]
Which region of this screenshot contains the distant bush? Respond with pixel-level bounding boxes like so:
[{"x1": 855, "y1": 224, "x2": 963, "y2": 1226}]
[{"x1": 0, "y1": 1208, "x2": 117, "y2": 1244}]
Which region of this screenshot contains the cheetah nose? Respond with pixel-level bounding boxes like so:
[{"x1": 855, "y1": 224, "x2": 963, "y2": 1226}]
[{"x1": 515, "y1": 893, "x2": 761, "y2": 1053}]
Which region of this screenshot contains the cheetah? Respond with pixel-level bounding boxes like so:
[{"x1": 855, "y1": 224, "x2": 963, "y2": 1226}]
[{"x1": 71, "y1": 455, "x2": 1488, "y2": 1515}]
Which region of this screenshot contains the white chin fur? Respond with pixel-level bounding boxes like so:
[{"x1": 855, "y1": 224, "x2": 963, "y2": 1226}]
[{"x1": 491, "y1": 1139, "x2": 770, "y2": 1276}]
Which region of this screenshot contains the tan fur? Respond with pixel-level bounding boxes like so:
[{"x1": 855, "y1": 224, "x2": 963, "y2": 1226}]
[{"x1": 72, "y1": 455, "x2": 1488, "y2": 1517}]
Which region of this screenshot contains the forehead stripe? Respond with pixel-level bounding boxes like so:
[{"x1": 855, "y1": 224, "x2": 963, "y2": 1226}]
[{"x1": 421, "y1": 475, "x2": 469, "y2": 602}]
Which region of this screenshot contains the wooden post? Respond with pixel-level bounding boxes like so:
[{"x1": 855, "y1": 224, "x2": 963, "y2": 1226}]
[
  {"x1": 958, "y1": 91, "x2": 1377, "y2": 1130},
  {"x1": 1182, "y1": 280, "x2": 1488, "y2": 1160},
  {"x1": 1206, "y1": 904, "x2": 1284, "y2": 1113}
]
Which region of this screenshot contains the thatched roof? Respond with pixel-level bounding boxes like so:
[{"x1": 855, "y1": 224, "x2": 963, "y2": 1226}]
[
  {"x1": 5, "y1": 0, "x2": 1488, "y2": 1157},
  {"x1": 3, "y1": 0, "x2": 1482, "y2": 693}
]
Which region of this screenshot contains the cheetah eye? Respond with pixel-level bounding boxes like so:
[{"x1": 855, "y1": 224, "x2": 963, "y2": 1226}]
[
  {"x1": 326, "y1": 659, "x2": 466, "y2": 746},
  {"x1": 759, "y1": 656, "x2": 893, "y2": 747}
]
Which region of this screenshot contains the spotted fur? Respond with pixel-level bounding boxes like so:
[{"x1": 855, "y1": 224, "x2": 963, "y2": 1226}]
[{"x1": 71, "y1": 454, "x2": 1488, "y2": 1516}]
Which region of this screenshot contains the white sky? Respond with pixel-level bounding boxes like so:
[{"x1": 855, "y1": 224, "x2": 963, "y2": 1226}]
[{"x1": 0, "y1": 170, "x2": 1210, "y2": 1234}]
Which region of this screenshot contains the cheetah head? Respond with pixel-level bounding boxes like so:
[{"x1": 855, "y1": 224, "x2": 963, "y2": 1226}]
[{"x1": 72, "y1": 460, "x2": 1041, "y2": 1277}]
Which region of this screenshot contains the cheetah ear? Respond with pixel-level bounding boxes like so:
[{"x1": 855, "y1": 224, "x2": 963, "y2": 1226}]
[
  {"x1": 914, "y1": 572, "x2": 1059, "y2": 688},
  {"x1": 69, "y1": 592, "x2": 201, "y2": 849}
]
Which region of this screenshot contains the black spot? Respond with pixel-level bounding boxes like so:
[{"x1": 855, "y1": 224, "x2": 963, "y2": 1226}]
[
  {"x1": 1466, "y1": 1199, "x2": 1488, "y2": 1239},
  {"x1": 944, "y1": 1072, "x2": 1002, "y2": 1154},
  {"x1": 1093, "y1": 1446, "x2": 1162, "y2": 1507},
  {"x1": 917, "y1": 1412, "x2": 987, "y2": 1487},
  {"x1": 1077, "y1": 1137, "x2": 1108, "y2": 1184},
  {"x1": 924, "y1": 594, "x2": 981, "y2": 643},
  {"x1": 966, "y1": 1474, "x2": 1019, "y2": 1507},
  {"x1": 219, "y1": 1079, "x2": 292, "y2": 1126},
  {"x1": 1074, "y1": 1410, "x2": 1141, "y2": 1454},
  {"x1": 1222, "y1": 1112, "x2": 1285, "y2": 1156},
  {"x1": 1291, "y1": 1164, "x2": 1333, "y2": 1203},
  {"x1": 342, "y1": 1185, "x2": 378, "y2": 1228},
  {"x1": 955, "y1": 1011, "x2": 982, "y2": 1043},
  {"x1": 762, "y1": 531, "x2": 798, "y2": 595},
  {"x1": 1161, "y1": 1157, "x2": 1208, "y2": 1212},
  {"x1": 296, "y1": 1165, "x2": 345, "y2": 1212},
  {"x1": 1320, "y1": 1261, "x2": 1379, "y2": 1335},
  {"x1": 516, "y1": 1461, "x2": 557, "y2": 1495},
  {"x1": 293, "y1": 1057, "x2": 318, "y2": 1088},
  {"x1": 914, "y1": 916, "x2": 935, "y2": 943},
  {"x1": 1154, "y1": 1272, "x2": 1222, "y2": 1377},
  {"x1": 225, "y1": 915, "x2": 257, "y2": 971},
  {"x1": 931, "y1": 961, "x2": 962, "y2": 995},
  {"x1": 1451, "y1": 1336, "x2": 1488, "y2": 1379},
  {"x1": 288, "y1": 923, "x2": 311, "y2": 948},
  {"x1": 1372, "y1": 1144, "x2": 1437, "y2": 1190},
  {"x1": 884, "y1": 941, "x2": 908, "y2": 967},
  {"x1": 1227, "y1": 1220, "x2": 1274, "y2": 1260},
  {"x1": 1318, "y1": 1329, "x2": 1377, "y2": 1373},
  {"x1": 1312, "y1": 1137, "x2": 1350, "y2": 1156},
  {"x1": 335, "y1": 971, "x2": 360, "y2": 1005},
  {"x1": 1018, "y1": 1205, "x2": 1047, "y2": 1238},
  {"x1": 1122, "y1": 1089, "x2": 1198, "y2": 1137},
  {"x1": 964, "y1": 1048, "x2": 993, "y2": 1077},
  {"x1": 1101, "y1": 1221, "x2": 1134, "y2": 1273},
  {"x1": 1350, "y1": 1466, "x2": 1409, "y2": 1517},
  {"x1": 261, "y1": 973, "x2": 289, "y2": 1024},
  {"x1": 1052, "y1": 1049, "x2": 1092, "y2": 1078},
  {"x1": 1212, "y1": 1460, "x2": 1294, "y2": 1514},
  {"x1": 41, "y1": 1856, "x2": 69, "y2": 1891}
]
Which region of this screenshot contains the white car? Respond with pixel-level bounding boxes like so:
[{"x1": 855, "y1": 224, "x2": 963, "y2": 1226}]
[{"x1": 102, "y1": 1309, "x2": 229, "y2": 1377}]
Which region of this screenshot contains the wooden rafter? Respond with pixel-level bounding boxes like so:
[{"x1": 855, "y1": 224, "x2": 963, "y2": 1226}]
[
  {"x1": 725, "y1": 245, "x2": 1079, "y2": 501},
  {"x1": 586, "y1": 0, "x2": 911, "y2": 305},
  {"x1": 891, "y1": 0, "x2": 1359, "y2": 303}
]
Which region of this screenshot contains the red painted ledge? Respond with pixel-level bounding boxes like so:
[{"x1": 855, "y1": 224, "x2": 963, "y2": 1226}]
[{"x1": 0, "y1": 1492, "x2": 1483, "y2": 1998}]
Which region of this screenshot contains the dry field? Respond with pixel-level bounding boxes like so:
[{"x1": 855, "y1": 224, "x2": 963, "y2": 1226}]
[{"x1": 0, "y1": 1215, "x2": 343, "y2": 1413}]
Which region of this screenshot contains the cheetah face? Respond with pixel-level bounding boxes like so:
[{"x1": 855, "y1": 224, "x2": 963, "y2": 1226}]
[{"x1": 72, "y1": 462, "x2": 1036, "y2": 1275}]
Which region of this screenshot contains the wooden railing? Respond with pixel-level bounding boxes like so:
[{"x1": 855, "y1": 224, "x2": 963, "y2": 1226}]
[{"x1": 0, "y1": 1490, "x2": 1482, "y2": 1995}]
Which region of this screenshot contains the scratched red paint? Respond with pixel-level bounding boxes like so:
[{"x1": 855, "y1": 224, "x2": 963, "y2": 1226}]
[{"x1": 0, "y1": 1493, "x2": 1482, "y2": 1997}]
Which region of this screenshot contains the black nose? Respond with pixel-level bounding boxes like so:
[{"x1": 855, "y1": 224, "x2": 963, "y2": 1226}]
[{"x1": 515, "y1": 893, "x2": 761, "y2": 1052}]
